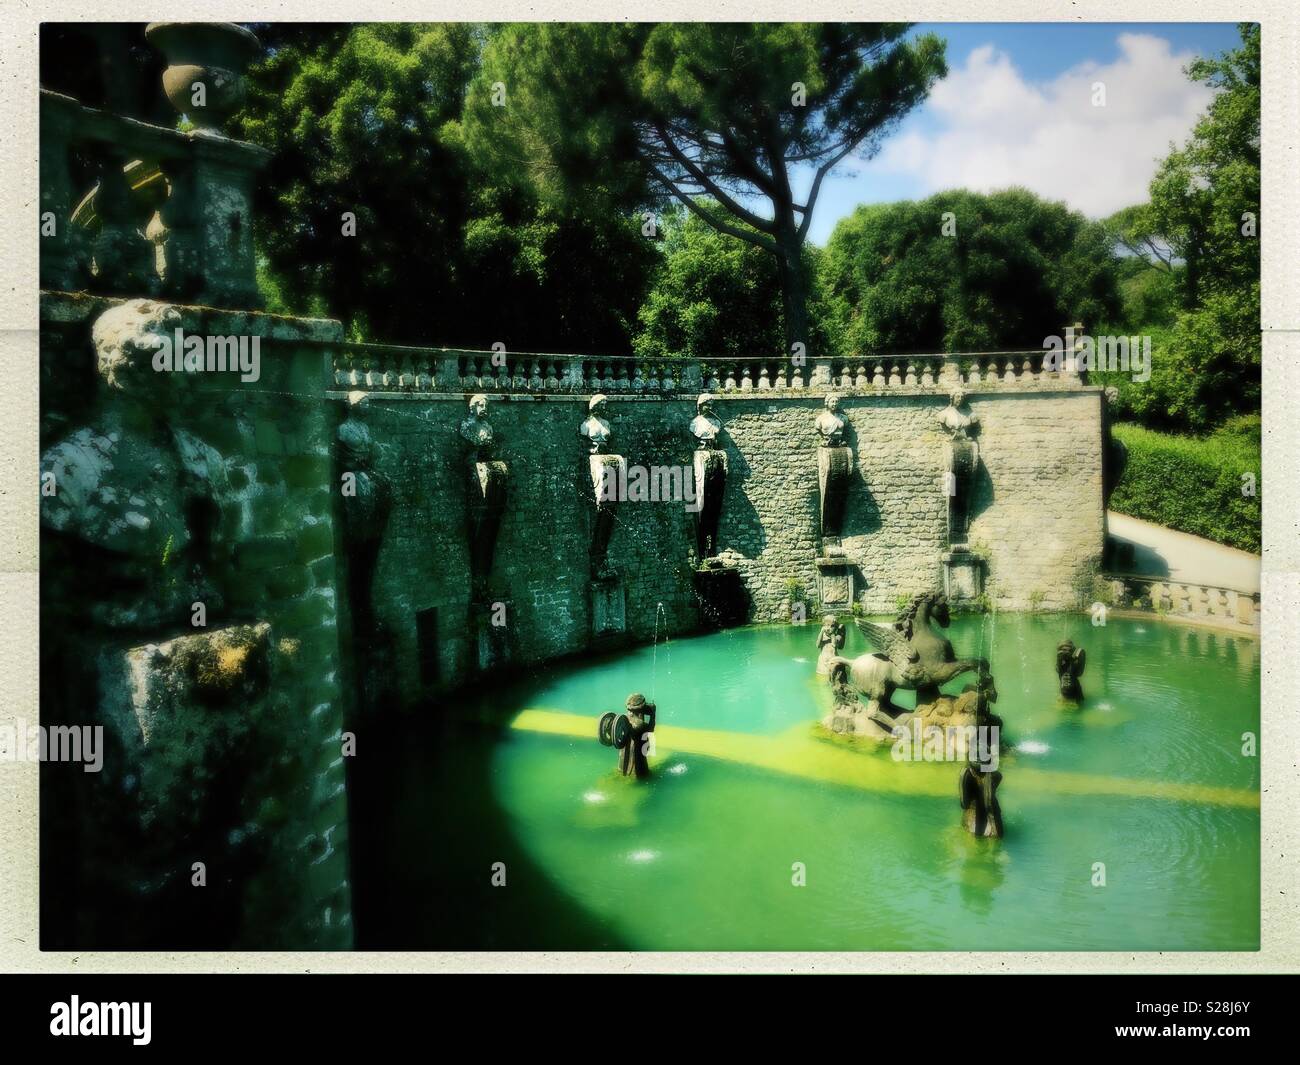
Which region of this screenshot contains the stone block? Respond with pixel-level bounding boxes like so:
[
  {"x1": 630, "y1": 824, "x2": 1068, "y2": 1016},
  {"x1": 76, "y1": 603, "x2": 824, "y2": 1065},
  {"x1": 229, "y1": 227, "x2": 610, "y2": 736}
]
[{"x1": 236, "y1": 535, "x2": 297, "y2": 571}]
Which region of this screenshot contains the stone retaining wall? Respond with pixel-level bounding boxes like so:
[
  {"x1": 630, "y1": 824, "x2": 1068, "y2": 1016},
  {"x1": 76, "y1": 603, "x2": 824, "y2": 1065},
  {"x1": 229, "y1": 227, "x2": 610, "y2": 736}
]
[{"x1": 352, "y1": 385, "x2": 1105, "y2": 704}]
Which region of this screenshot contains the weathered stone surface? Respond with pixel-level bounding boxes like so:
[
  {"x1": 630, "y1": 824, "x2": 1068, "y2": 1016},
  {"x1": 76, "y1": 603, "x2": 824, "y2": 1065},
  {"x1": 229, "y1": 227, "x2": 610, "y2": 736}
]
[
  {"x1": 41, "y1": 292, "x2": 351, "y2": 951},
  {"x1": 91, "y1": 298, "x2": 181, "y2": 391},
  {"x1": 117, "y1": 622, "x2": 273, "y2": 745},
  {"x1": 356, "y1": 389, "x2": 1103, "y2": 706}
]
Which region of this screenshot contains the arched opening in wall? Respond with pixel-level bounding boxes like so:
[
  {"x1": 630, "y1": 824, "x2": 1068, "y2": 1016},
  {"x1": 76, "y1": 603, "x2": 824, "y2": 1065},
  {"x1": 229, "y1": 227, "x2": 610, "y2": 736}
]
[{"x1": 415, "y1": 607, "x2": 439, "y2": 688}]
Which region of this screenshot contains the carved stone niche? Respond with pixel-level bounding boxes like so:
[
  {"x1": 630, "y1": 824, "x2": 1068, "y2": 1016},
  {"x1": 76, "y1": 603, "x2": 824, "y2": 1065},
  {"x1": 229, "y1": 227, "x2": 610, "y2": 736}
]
[
  {"x1": 694, "y1": 563, "x2": 747, "y2": 629},
  {"x1": 588, "y1": 451, "x2": 624, "y2": 577},
  {"x1": 587, "y1": 452, "x2": 627, "y2": 641},
  {"x1": 460, "y1": 394, "x2": 508, "y2": 603},
  {"x1": 693, "y1": 448, "x2": 728, "y2": 557},
  {"x1": 942, "y1": 549, "x2": 984, "y2": 603},
  {"x1": 591, "y1": 575, "x2": 627, "y2": 640},
  {"x1": 816, "y1": 555, "x2": 855, "y2": 612}
]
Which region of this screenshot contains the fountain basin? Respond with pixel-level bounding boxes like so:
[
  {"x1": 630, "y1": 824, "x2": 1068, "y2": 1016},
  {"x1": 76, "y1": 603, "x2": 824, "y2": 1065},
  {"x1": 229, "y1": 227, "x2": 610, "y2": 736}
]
[{"x1": 353, "y1": 614, "x2": 1259, "y2": 951}]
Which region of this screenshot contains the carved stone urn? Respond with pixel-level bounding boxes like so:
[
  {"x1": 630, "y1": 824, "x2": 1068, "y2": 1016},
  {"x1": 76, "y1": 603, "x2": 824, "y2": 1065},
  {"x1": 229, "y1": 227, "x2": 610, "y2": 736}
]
[
  {"x1": 145, "y1": 22, "x2": 262, "y2": 131},
  {"x1": 688, "y1": 394, "x2": 746, "y2": 627}
]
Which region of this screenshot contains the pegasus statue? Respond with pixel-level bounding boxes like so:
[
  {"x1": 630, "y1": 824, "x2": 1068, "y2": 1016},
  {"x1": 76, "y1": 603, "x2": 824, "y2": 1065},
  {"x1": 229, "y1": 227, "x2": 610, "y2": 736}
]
[{"x1": 826, "y1": 592, "x2": 988, "y2": 719}]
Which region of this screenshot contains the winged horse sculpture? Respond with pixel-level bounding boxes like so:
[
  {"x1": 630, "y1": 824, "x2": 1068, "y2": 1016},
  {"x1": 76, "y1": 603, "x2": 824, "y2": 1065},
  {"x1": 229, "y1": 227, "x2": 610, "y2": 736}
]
[{"x1": 826, "y1": 592, "x2": 988, "y2": 718}]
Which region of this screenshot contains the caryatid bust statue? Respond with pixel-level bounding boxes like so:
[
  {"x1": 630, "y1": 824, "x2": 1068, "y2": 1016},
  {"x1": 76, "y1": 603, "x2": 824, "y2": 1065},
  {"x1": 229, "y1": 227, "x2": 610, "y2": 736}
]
[
  {"x1": 689, "y1": 394, "x2": 728, "y2": 561},
  {"x1": 939, "y1": 388, "x2": 980, "y2": 550},
  {"x1": 460, "y1": 393, "x2": 495, "y2": 457},
  {"x1": 938, "y1": 388, "x2": 979, "y2": 440},
  {"x1": 814, "y1": 395, "x2": 852, "y2": 547},
  {"x1": 815, "y1": 394, "x2": 848, "y2": 447},
  {"x1": 690, "y1": 393, "x2": 723, "y2": 449},
  {"x1": 578, "y1": 394, "x2": 613, "y2": 454},
  {"x1": 580, "y1": 394, "x2": 622, "y2": 578},
  {"x1": 460, "y1": 393, "x2": 508, "y2": 600}
]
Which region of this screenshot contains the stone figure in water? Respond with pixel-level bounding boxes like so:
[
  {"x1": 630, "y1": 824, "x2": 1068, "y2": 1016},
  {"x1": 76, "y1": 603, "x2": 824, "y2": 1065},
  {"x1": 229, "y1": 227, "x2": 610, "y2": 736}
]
[
  {"x1": 938, "y1": 388, "x2": 980, "y2": 549},
  {"x1": 598, "y1": 692, "x2": 656, "y2": 779},
  {"x1": 959, "y1": 755, "x2": 1004, "y2": 838},
  {"x1": 1056, "y1": 639, "x2": 1086, "y2": 701},
  {"x1": 578, "y1": 393, "x2": 612, "y2": 454},
  {"x1": 815, "y1": 394, "x2": 847, "y2": 447},
  {"x1": 816, "y1": 615, "x2": 846, "y2": 675}
]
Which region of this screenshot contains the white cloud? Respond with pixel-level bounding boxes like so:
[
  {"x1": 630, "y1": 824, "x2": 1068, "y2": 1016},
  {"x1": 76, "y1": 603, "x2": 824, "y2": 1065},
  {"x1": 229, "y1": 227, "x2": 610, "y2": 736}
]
[{"x1": 875, "y1": 34, "x2": 1215, "y2": 217}]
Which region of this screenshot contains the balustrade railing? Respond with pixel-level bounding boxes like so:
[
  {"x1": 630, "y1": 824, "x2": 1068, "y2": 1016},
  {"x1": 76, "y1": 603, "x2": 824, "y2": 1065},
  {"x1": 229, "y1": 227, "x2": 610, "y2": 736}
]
[
  {"x1": 699, "y1": 357, "x2": 808, "y2": 391},
  {"x1": 1107, "y1": 574, "x2": 1260, "y2": 630},
  {"x1": 326, "y1": 345, "x2": 1085, "y2": 396}
]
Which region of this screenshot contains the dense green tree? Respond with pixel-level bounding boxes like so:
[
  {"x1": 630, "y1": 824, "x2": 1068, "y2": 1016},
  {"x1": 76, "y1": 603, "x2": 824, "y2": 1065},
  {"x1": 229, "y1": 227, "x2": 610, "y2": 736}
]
[
  {"x1": 632, "y1": 206, "x2": 832, "y2": 361},
  {"x1": 1101, "y1": 204, "x2": 1176, "y2": 278},
  {"x1": 457, "y1": 188, "x2": 657, "y2": 354},
  {"x1": 234, "y1": 23, "x2": 656, "y2": 351},
  {"x1": 233, "y1": 23, "x2": 477, "y2": 341},
  {"x1": 820, "y1": 189, "x2": 1121, "y2": 354},
  {"x1": 464, "y1": 23, "x2": 946, "y2": 354},
  {"x1": 1108, "y1": 254, "x2": 1182, "y2": 333},
  {"x1": 1123, "y1": 22, "x2": 1261, "y2": 431}
]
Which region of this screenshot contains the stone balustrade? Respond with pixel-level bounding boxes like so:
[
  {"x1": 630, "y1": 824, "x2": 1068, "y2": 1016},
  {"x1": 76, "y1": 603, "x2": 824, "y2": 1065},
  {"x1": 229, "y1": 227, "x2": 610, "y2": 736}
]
[
  {"x1": 700, "y1": 357, "x2": 806, "y2": 391},
  {"x1": 328, "y1": 345, "x2": 1084, "y2": 397},
  {"x1": 1108, "y1": 574, "x2": 1260, "y2": 631}
]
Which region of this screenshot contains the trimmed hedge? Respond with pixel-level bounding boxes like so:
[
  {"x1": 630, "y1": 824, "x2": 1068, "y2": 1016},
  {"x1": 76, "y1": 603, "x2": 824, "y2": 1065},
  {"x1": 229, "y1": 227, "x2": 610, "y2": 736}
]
[{"x1": 1109, "y1": 421, "x2": 1261, "y2": 553}]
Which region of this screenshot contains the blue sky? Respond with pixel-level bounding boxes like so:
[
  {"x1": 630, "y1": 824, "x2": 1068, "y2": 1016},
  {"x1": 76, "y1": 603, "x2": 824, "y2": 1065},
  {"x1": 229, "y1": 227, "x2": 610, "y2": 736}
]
[{"x1": 800, "y1": 22, "x2": 1245, "y2": 245}]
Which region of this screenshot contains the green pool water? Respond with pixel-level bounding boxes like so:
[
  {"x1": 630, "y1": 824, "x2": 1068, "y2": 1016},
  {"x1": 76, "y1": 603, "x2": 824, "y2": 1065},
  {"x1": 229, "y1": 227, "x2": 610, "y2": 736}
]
[{"x1": 479, "y1": 614, "x2": 1259, "y2": 951}]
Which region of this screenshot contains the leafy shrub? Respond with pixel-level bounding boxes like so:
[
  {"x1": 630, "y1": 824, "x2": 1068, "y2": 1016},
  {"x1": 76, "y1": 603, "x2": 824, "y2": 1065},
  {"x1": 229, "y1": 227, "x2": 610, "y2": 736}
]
[{"x1": 1109, "y1": 422, "x2": 1260, "y2": 552}]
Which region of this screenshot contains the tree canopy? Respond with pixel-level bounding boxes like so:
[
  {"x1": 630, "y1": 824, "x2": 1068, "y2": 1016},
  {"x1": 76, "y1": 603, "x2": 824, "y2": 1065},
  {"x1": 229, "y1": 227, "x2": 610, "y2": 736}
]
[
  {"x1": 234, "y1": 23, "x2": 656, "y2": 350},
  {"x1": 227, "y1": 20, "x2": 1259, "y2": 441},
  {"x1": 1099, "y1": 23, "x2": 1260, "y2": 431},
  {"x1": 820, "y1": 189, "x2": 1121, "y2": 354},
  {"x1": 632, "y1": 206, "x2": 832, "y2": 362},
  {"x1": 464, "y1": 23, "x2": 946, "y2": 352}
]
